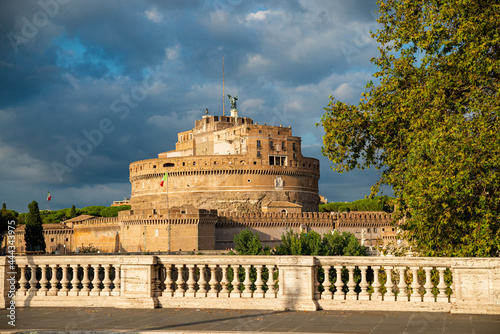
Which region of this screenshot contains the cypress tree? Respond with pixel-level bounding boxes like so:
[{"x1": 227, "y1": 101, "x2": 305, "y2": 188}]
[
  {"x1": 69, "y1": 205, "x2": 77, "y2": 218},
  {"x1": 25, "y1": 201, "x2": 46, "y2": 253}
]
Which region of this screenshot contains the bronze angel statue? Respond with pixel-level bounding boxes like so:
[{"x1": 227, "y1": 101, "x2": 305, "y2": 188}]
[{"x1": 227, "y1": 94, "x2": 238, "y2": 110}]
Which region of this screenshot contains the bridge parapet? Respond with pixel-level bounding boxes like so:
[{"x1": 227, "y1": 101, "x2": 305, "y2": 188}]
[{"x1": 2, "y1": 255, "x2": 499, "y2": 314}]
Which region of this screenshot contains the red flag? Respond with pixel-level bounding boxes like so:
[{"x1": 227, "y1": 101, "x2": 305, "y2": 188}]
[{"x1": 47, "y1": 191, "x2": 52, "y2": 201}]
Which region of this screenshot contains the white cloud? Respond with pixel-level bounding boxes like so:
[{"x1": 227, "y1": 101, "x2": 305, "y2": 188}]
[
  {"x1": 165, "y1": 45, "x2": 180, "y2": 61},
  {"x1": 145, "y1": 8, "x2": 163, "y2": 23},
  {"x1": 247, "y1": 10, "x2": 272, "y2": 21}
]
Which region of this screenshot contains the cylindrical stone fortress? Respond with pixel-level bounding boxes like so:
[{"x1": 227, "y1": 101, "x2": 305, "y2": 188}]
[{"x1": 129, "y1": 112, "x2": 320, "y2": 212}]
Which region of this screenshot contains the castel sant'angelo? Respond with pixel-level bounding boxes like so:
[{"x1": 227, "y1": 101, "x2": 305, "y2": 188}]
[
  {"x1": 12, "y1": 99, "x2": 394, "y2": 254},
  {"x1": 130, "y1": 104, "x2": 320, "y2": 213}
]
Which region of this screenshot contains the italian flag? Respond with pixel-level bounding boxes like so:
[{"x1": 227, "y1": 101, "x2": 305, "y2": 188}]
[
  {"x1": 47, "y1": 191, "x2": 52, "y2": 201},
  {"x1": 160, "y1": 172, "x2": 168, "y2": 187}
]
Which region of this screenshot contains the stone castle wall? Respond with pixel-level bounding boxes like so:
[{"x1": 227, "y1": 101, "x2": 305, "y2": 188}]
[{"x1": 129, "y1": 155, "x2": 320, "y2": 212}]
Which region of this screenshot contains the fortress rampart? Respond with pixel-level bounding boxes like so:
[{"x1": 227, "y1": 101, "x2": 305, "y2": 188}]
[{"x1": 129, "y1": 155, "x2": 320, "y2": 212}]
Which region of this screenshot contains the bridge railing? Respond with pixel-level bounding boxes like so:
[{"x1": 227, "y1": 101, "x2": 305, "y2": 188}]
[{"x1": 1, "y1": 255, "x2": 499, "y2": 314}]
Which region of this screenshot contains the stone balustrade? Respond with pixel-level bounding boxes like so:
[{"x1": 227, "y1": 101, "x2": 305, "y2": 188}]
[{"x1": 1, "y1": 255, "x2": 499, "y2": 314}]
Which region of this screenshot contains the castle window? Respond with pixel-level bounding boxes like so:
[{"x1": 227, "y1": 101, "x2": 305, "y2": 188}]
[
  {"x1": 153, "y1": 165, "x2": 156, "y2": 169},
  {"x1": 214, "y1": 161, "x2": 217, "y2": 165},
  {"x1": 193, "y1": 162, "x2": 196, "y2": 166},
  {"x1": 278, "y1": 131, "x2": 280, "y2": 135},
  {"x1": 257, "y1": 140, "x2": 261, "y2": 149},
  {"x1": 257, "y1": 151, "x2": 261, "y2": 158},
  {"x1": 303, "y1": 163, "x2": 305, "y2": 167},
  {"x1": 374, "y1": 228, "x2": 378, "y2": 233},
  {"x1": 183, "y1": 162, "x2": 185, "y2": 166},
  {"x1": 270, "y1": 140, "x2": 274, "y2": 149},
  {"x1": 293, "y1": 153, "x2": 296, "y2": 160},
  {"x1": 269, "y1": 155, "x2": 287, "y2": 166},
  {"x1": 65, "y1": 238, "x2": 69, "y2": 242},
  {"x1": 293, "y1": 143, "x2": 296, "y2": 151},
  {"x1": 247, "y1": 179, "x2": 251, "y2": 183},
  {"x1": 259, "y1": 130, "x2": 262, "y2": 134},
  {"x1": 282, "y1": 142, "x2": 285, "y2": 150},
  {"x1": 163, "y1": 163, "x2": 175, "y2": 167},
  {"x1": 253, "y1": 161, "x2": 257, "y2": 165},
  {"x1": 51, "y1": 238, "x2": 54, "y2": 242}
]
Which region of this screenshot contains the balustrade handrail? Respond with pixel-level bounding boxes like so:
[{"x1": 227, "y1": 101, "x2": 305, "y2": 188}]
[{"x1": 156, "y1": 255, "x2": 279, "y2": 266}]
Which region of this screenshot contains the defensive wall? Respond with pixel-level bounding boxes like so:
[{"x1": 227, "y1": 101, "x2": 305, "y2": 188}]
[
  {"x1": 129, "y1": 155, "x2": 320, "y2": 212},
  {"x1": 6, "y1": 211, "x2": 397, "y2": 254},
  {"x1": 3, "y1": 255, "x2": 500, "y2": 315}
]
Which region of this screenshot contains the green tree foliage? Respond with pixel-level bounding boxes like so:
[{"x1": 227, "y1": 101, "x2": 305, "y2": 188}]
[
  {"x1": 24, "y1": 201, "x2": 46, "y2": 253},
  {"x1": 18, "y1": 204, "x2": 131, "y2": 224},
  {"x1": 79, "y1": 244, "x2": 99, "y2": 253},
  {"x1": 233, "y1": 228, "x2": 270, "y2": 255},
  {"x1": 78, "y1": 205, "x2": 106, "y2": 216},
  {"x1": 320, "y1": 195, "x2": 394, "y2": 213},
  {"x1": 100, "y1": 205, "x2": 131, "y2": 217},
  {"x1": 319, "y1": 1, "x2": 500, "y2": 256},
  {"x1": 0, "y1": 203, "x2": 18, "y2": 243},
  {"x1": 274, "y1": 230, "x2": 366, "y2": 256},
  {"x1": 69, "y1": 205, "x2": 77, "y2": 218}
]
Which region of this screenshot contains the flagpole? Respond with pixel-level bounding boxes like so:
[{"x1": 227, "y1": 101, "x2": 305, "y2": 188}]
[{"x1": 167, "y1": 171, "x2": 170, "y2": 253}]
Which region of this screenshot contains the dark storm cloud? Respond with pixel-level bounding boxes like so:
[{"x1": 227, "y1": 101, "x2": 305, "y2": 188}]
[{"x1": 0, "y1": 0, "x2": 386, "y2": 212}]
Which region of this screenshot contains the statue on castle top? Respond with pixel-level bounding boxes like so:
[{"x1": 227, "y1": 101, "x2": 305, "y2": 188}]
[{"x1": 227, "y1": 94, "x2": 238, "y2": 110}]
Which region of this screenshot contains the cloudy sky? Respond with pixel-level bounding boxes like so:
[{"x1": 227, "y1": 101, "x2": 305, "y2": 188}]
[{"x1": 0, "y1": 0, "x2": 390, "y2": 213}]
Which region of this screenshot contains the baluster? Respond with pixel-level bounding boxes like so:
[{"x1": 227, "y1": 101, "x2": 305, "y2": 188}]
[
  {"x1": 39, "y1": 265, "x2": 49, "y2": 295},
  {"x1": 230, "y1": 265, "x2": 241, "y2": 298},
  {"x1": 371, "y1": 266, "x2": 382, "y2": 301},
  {"x1": 18, "y1": 265, "x2": 28, "y2": 295},
  {"x1": 423, "y1": 267, "x2": 435, "y2": 302},
  {"x1": 384, "y1": 266, "x2": 395, "y2": 301},
  {"x1": 81, "y1": 265, "x2": 91, "y2": 294},
  {"x1": 322, "y1": 266, "x2": 333, "y2": 300},
  {"x1": 174, "y1": 265, "x2": 186, "y2": 297},
  {"x1": 254, "y1": 265, "x2": 264, "y2": 298},
  {"x1": 358, "y1": 266, "x2": 369, "y2": 300},
  {"x1": 265, "y1": 265, "x2": 276, "y2": 298},
  {"x1": 90, "y1": 264, "x2": 102, "y2": 295},
  {"x1": 397, "y1": 267, "x2": 408, "y2": 301},
  {"x1": 185, "y1": 265, "x2": 197, "y2": 297},
  {"x1": 28, "y1": 265, "x2": 39, "y2": 294},
  {"x1": 437, "y1": 267, "x2": 448, "y2": 302},
  {"x1": 333, "y1": 266, "x2": 344, "y2": 300},
  {"x1": 59, "y1": 265, "x2": 70, "y2": 295},
  {"x1": 164, "y1": 265, "x2": 174, "y2": 297},
  {"x1": 197, "y1": 265, "x2": 208, "y2": 297},
  {"x1": 314, "y1": 265, "x2": 321, "y2": 300},
  {"x1": 346, "y1": 266, "x2": 357, "y2": 300},
  {"x1": 410, "y1": 267, "x2": 421, "y2": 302},
  {"x1": 219, "y1": 265, "x2": 230, "y2": 298},
  {"x1": 208, "y1": 265, "x2": 219, "y2": 297},
  {"x1": 113, "y1": 265, "x2": 121, "y2": 296},
  {"x1": 69, "y1": 265, "x2": 80, "y2": 295},
  {"x1": 102, "y1": 265, "x2": 112, "y2": 294},
  {"x1": 242, "y1": 265, "x2": 253, "y2": 297},
  {"x1": 49, "y1": 265, "x2": 60, "y2": 295}
]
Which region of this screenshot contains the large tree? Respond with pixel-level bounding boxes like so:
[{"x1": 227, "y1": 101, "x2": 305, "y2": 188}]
[
  {"x1": 25, "y1": 201, "x2": 46, "y2": 253},
  {"x1": 320, "y1": 1, "x2": 500, "y2": 256}
]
